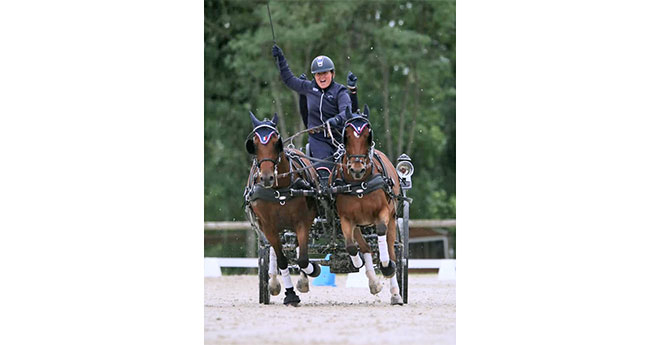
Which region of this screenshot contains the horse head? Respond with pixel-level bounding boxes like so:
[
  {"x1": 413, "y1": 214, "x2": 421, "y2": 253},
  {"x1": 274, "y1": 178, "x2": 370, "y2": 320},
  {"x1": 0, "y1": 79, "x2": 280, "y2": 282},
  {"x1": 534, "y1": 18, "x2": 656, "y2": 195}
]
[
  {"x1": 342, "y1": 104, "x2": 373, "y2": 180},
  {"x1": 245, "y1": 111, "x2": 283, "y2": 188}
]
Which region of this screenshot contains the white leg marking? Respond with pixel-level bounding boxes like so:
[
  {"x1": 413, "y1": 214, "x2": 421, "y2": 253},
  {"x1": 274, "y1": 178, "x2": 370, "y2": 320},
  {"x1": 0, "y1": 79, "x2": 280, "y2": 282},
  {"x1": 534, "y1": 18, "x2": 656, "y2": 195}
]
[
  {"x1": 363, "y1": 253, "x2": 382, "y2": 294},
  {"x1": 389, "y1": 275, "x2": 403, "y2": 305},
  {"x1": 300, "y1": 262, "x2": 314, "y2": 275},
  {"x1": 268, "y1": 247, "x2": 278, "y2": 275},
  {"x1": 364, "y1": 253, "x2": 375, "y2": 272},
  {"x1": 378, "y1": 235, "x2": 390, "y2": 265},
  {"x1": 350, "y1": 254, "x2": 363, "y2": 268},
  {"x1": 280, "y1": 267, "x2": 294, "y2": 289},
  {"x1": 389, "y1": 275, "x2": 400, "y2": 295}
]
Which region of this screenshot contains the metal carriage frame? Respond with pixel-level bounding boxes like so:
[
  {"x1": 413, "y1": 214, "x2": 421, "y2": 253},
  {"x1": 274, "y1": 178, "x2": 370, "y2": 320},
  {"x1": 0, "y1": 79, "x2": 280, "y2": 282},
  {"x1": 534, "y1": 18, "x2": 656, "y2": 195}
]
[{"x1": 249, "y1": 153, "x2": 414, "y2": 305}]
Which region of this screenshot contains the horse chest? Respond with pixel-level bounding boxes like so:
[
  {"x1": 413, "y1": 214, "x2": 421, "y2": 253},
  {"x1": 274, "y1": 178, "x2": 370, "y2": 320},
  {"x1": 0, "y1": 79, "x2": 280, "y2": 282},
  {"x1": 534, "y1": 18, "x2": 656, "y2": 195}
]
[
  {"x1": 336, "y1": 193, "x2": 385, "y2": 225},
  {"x1": 252, "y1": 198, "x2": 313, "y2": 230}
]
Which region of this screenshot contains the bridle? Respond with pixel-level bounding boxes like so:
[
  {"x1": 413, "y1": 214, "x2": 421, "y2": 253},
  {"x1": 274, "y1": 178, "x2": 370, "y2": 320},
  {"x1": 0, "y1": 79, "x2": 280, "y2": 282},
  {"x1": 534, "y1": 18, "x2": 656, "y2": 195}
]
[
  {"x1": 342, "y1": 117, "x2": 374, "y2": 173},
  {"x1": 346, "y1": 144, "x2": 374, "y2": 165},
  {"x1": 246, "y1": 124, "x2": 283, "y2": 188}
]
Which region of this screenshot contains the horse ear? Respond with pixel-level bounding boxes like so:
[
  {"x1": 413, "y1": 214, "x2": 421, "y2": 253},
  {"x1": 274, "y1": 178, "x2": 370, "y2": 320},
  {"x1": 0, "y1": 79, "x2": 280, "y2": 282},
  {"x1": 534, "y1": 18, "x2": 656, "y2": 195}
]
[
  {"x1": 346, "y1": 109, "x2": 354, "y2": 120},
  {"x1": 272, "y1": 113, "x2": 279, "y2": 126},
  {"x1": 363, "y1": 104, "x2": 370, "y2": 118},
  {"x1": 249, "y1": 111, "x2": 260, "y2": 127},
  {"x1": 245, "y1": 137, "x2": 256, "y2": 154}
]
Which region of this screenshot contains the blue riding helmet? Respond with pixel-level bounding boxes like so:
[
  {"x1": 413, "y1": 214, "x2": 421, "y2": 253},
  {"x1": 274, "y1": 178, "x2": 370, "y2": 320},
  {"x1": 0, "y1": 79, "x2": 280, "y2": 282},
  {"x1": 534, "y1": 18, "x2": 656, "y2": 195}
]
[{"x1": 310, "y1": 55, "x2": 335, "y2": 74}]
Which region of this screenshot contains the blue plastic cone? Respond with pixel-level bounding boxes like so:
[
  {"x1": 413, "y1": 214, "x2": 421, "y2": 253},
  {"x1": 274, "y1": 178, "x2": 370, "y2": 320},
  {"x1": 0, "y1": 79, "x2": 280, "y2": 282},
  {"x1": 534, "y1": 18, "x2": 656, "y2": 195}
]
[{"x1": 311, "y1": 254, "x2": 336, "y2": 287}]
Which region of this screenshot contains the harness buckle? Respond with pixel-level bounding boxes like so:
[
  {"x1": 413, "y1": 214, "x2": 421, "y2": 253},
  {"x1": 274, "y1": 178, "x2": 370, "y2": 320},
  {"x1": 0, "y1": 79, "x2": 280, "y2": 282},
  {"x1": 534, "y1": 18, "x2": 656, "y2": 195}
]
[
  {"x1": 357, "y1": 193, "x2": 364, "y2": 199},
  {"x1": 279, "y1": 200, "x2": 286, "y2": 205}
]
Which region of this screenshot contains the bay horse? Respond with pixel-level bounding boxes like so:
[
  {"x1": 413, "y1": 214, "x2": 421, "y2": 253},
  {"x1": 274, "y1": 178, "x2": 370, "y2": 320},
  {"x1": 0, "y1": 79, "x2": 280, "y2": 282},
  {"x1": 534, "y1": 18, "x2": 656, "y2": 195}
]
[
  {"x1": 244, "y1": 112, "x2": 321, "y2": 306},
  {"x1": 331, "y1": 105, "x2": 404, "y2": 305}
]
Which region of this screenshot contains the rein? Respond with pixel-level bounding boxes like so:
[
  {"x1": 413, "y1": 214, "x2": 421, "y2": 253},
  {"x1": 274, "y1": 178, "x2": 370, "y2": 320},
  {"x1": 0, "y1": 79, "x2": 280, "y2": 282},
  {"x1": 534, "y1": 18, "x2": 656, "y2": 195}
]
[
  {"x1": 282, "y1": 123, "x2": 341, "y2": 148},
  {"x1": 248, "y1": 122, "x2": 350, "y2": 181},
  {"x1": 274, "y1": 150, "x2": 348, "y2": 179},
  {"x1": 282, "y1": 124, "x2": 325, "y2": 144}
]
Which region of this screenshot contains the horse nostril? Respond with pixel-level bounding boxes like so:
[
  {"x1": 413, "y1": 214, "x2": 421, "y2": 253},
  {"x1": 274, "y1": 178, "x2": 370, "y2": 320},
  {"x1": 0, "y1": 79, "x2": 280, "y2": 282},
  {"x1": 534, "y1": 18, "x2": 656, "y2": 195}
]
[{"x1": 360, "y1": 168, "x2": 366, "y2": 174}]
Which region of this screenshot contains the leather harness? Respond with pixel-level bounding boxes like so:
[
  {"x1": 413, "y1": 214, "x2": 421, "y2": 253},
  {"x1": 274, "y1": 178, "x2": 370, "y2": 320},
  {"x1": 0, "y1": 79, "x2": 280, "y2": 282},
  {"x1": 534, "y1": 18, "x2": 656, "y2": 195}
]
[{"x1": 244, "y1": 149, "x2": 319, "y2": 206}]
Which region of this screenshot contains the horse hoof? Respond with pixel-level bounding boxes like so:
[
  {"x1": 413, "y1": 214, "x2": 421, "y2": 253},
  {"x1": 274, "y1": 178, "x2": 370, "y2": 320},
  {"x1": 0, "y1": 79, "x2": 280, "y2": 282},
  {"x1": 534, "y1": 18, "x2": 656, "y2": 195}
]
[
  {"x1": 390, "y1": 294, "x2": 403, "y2": 305},
  {"x1": 268, "y1": 276, "x2": 281, "y2": 296},
  {"x1": 283, "y1": 289, "x2": 301, "y2": 306},
  {"x1": 296, "y1": 276, "x2": 310, "y2": 293},
  {"x1": 269, "y1": 284, "x2": 281, "y2": 296},
  {"x1": 380, "y1": 260, "x2": 396, "y2": 278},
  {"x1": 369, "y1": 280, "x2": 383, "y2": 295},
  {"x1": 308, "y1": 262, "x2": 321, "y2": 278}
]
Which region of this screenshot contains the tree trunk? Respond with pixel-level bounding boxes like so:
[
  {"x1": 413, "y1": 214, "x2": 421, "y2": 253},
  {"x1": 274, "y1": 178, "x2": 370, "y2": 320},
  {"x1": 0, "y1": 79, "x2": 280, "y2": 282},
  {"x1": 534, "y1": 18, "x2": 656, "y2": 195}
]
[
  {"x1": 270, "y1": 80, "x2": 289, "y2": 139},
  {"x1": 291, "y1": 90, "x2": 305, "y2": 149},
  {"x1": 381, "y1": 59, "x2": 392, "y2": 159},
  {"x1": 396, "y1": 74, "x2": 411, "y2": 157},
  {"x1": 406, "y1": 67, "x2": 420, "y2": 155}
]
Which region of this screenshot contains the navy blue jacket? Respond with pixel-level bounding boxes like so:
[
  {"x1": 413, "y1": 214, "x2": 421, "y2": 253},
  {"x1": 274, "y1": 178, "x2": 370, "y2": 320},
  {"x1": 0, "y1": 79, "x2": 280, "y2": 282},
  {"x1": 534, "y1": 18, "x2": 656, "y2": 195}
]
[{"x1": 276, "y1": 55, "x2": 351, "y2": 144}]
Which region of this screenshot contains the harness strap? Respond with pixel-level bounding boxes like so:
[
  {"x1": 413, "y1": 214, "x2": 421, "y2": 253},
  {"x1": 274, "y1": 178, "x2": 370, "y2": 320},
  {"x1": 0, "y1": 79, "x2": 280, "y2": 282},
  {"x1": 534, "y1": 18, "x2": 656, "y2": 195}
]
[
  {"x1": 247, "y1": 184, "x2": 317, "y2": 205},
  {"x1": 245, "y1": 149, "x2": 319, "y2": 206},
  {"x1": 331, "y1": 174, "x2": 394, "y2": 199},
  {"x1": 280, "y1": 150, "x2": 319, "y2": 183},
  {"x1": 330, "y1": 151, "x2": 399, "y2": 200}
]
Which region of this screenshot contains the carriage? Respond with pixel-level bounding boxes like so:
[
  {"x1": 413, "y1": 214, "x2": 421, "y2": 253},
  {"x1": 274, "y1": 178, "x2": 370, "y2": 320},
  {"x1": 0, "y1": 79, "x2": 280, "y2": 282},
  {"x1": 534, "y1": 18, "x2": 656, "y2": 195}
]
[{"x1": 244, "y1": 111, "x2": 414, "y2": 305}]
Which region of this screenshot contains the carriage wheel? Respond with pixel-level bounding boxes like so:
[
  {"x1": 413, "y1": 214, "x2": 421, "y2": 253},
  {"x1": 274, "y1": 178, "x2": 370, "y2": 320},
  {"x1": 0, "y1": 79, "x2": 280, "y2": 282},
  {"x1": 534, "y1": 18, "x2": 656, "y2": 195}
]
[
  {"x1": 257, "y1": 234, "x2": 270, "y2": 305},
  {"x1": 396, "y1": 199, "x2": 410, "y2": 304},
  {"x1": 402, "y1": 199, "x2": 410, "y2": 304}
]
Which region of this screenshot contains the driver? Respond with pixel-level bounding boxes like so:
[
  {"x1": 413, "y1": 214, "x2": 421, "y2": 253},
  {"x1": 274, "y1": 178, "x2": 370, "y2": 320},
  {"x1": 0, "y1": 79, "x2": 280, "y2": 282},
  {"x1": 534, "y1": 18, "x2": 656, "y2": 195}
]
[{"x1": 272, "y1": 44, "x2": 351, "y2": 185}]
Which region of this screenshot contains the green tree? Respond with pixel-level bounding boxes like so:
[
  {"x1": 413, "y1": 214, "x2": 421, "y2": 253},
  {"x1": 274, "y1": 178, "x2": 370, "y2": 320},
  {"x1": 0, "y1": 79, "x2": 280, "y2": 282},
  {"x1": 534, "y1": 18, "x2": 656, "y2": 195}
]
[{"x1": 205, "y1": 0, "x2": 456, "y2": 222}]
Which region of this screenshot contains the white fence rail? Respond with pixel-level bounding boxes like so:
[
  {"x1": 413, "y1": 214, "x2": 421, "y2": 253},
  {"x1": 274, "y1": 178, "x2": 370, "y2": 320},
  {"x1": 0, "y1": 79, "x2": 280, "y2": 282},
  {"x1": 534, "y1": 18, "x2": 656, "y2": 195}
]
[
  {"x1": 204, "y1": 257, "x2": 456, "y2": 280},
  {"x1": 204, "y1": 219, "x2": 456, "y2": 231},
  {"x1": 204, "y1": 257, "x2": 448, "y2": 270}
]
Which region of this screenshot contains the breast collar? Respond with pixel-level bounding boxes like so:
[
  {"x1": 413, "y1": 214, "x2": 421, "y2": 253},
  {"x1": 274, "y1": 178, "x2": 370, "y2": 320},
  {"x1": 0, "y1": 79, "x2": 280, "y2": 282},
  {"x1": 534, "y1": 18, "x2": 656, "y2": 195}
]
[{"x1": 245, "y1": 149, "x2": 318, "y2": 206}]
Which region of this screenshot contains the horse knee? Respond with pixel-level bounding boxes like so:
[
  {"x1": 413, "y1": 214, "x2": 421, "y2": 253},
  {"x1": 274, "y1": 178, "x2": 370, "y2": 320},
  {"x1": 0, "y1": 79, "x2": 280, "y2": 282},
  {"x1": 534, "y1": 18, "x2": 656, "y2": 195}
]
[
  {"x1": 296, "y1": 257, "x2": 309, "y2": 269},
  {"x1": 376, "y1": 222, "x2": 387, "y2": 236},
  {"x1": 346, "y1": 244, "x2": 359, "y2": 256}
]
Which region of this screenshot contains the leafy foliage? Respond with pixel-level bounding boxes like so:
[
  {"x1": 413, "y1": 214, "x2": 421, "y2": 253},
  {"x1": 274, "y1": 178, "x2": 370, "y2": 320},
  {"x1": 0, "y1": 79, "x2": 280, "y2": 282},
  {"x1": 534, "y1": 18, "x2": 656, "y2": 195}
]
[{"x1": 205, "y1": 0, "x2": 455, "y2": 221}]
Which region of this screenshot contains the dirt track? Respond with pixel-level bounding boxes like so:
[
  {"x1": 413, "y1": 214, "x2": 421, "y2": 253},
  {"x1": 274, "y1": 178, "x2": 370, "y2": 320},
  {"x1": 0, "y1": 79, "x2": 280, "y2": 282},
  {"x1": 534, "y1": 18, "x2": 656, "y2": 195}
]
[{"x1": 204, "y1": 274, "x2": 455, "y2": 345}]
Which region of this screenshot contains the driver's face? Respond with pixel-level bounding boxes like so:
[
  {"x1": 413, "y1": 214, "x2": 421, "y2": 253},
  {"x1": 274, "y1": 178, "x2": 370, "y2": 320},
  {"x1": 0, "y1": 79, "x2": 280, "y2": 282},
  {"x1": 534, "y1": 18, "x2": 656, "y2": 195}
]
[{"x1": 314, "y1": 70, "x2": 334, "y2": 89}]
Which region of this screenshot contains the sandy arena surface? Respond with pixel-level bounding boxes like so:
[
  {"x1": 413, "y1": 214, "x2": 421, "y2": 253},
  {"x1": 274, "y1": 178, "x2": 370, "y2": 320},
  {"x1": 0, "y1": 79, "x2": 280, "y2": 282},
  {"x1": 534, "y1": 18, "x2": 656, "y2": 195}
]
[{"x1": 205, "y1": 274, "x2": 455, "y2": 345}]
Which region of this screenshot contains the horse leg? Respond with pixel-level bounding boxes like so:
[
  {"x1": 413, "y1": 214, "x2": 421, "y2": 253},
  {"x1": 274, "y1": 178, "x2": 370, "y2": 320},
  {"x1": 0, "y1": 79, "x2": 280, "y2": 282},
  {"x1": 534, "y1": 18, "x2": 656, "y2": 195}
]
[
  {"x1": 375, "y1": 209, "x2": 396, "y2": 278},
  {"x1": 294, "y1": 221, "x2": 319, "y2": 293},
  {"x1": 264, "y1": 229, "x2": 300, "y2": 306},
  {"x1": 355, "y1": 228, "x2": 383, "y2": 295},
  {"x1": 339, "y1": 217, "x2": 363, "y2": 269},
  {"x1": 268, "y1": 246, "x2": 281, "y2": 295},
  {"x1": 385, "y1": 215, "x2": 403, "y2": 305}
]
